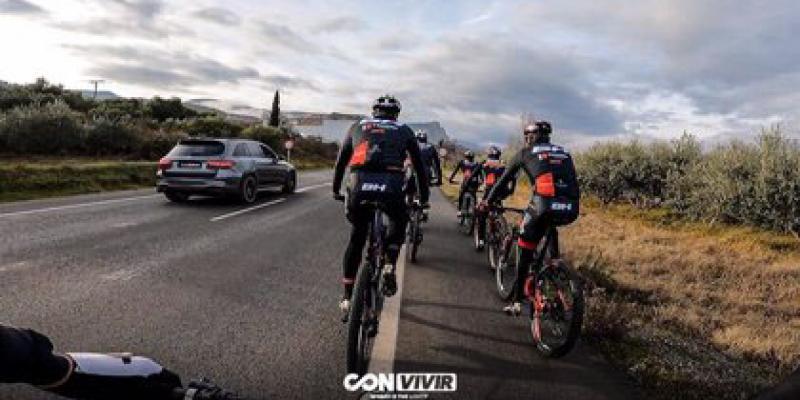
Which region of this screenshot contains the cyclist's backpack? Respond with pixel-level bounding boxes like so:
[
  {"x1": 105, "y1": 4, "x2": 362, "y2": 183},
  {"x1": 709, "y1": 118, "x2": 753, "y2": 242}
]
[{"x1": 531, "y1": 145, "x2": 580, "y2": 226}]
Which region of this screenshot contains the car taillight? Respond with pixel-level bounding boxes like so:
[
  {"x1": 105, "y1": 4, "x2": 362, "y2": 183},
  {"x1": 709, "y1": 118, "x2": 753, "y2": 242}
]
[
  {"x1": 158, "y1": 157, "x2": 172, "y2": 170},
  {"x1": 207, "y1": 160, "x2": 235, "y2": 170}
]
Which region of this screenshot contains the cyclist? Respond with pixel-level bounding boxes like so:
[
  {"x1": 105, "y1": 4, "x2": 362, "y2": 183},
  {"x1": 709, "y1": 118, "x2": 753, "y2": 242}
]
[
  {"x1": 415, "y1": 130, "x2": 443, "y2": 187},
  {"x1": 448, "y1": 150, "x2": 481, "y2": 217},
  {"x1": 0, "y1": 324, "x2": 235, "y2": 399},
  {"x1": 474, "y1": 145, "x2": 516, "y2": 248},
  {"x1": 481, "y1": 121, "x2": 580, "y2": 315},
  {"x1": 406, "y1": 130, "x2": 441, "y2": 221},
  {"x1": 333, "y1": 94, "x2": 430, "y2": 318}
]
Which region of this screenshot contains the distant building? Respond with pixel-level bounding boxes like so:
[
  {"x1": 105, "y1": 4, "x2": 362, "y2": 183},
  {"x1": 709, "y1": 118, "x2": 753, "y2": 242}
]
[{"x1": 272, "y1": 111, "x2": 364, "y2": 142}]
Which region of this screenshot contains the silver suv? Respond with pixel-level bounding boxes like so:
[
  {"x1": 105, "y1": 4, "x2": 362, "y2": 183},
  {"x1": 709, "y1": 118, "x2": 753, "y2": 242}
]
[{"x1": 156, "y1": 138, "x2": 297, "y2": 203}]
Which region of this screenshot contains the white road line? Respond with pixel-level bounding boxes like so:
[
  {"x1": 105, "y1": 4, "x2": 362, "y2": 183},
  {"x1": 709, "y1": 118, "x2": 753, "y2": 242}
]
[
  {"x1": 368, "y1": 244, "x2": 407, "y2": 374},
  {"x1": 295, "y1": 182, "x2": 332, "y2": 193},
  {"x1": 208, "y1": 182, "x2": 331, "y2": 222},
  {"x1": 0, "y1": 194, "x2": 160, "y2": 219},
  {"x1": 209, "y1": 198, "x2": 286, "y2": 222}
]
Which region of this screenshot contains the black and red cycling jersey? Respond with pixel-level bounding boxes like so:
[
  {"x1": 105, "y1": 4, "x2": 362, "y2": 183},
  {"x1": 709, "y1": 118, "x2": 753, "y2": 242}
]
[
  {"x1": 449, "y1": 159, "x2": 482, "y2": 187},
  {"x1": 479, "y1": 159, "x2": 516, "y2": 201}
]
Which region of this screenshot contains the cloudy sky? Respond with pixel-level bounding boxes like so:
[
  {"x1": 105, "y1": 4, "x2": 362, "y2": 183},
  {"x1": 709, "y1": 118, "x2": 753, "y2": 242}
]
[{"x1": 0, "y1": 0, "x2": 797, "y2": 147}]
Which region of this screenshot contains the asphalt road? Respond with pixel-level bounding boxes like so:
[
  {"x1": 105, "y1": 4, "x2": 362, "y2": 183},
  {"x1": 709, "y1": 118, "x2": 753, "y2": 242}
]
[{"x1": 0, "y1": 169, "x2": 638, "y2": 399}]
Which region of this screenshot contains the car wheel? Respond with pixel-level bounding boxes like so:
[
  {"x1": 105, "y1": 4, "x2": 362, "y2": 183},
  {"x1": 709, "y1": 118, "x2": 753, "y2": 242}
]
[
  {"x1": 282, "y1": 172, "x2": 296, "y2": 194},
  {"x1": 239, "y1": 175, "x2": 258, "y2": 204},
  {"x1": 165, "y1": 191, "x2": 189, "y2": 203}
]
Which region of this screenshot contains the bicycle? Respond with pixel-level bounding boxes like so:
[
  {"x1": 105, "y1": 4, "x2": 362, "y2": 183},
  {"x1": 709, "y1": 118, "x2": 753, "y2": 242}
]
[
  {"x1": 335, "y1": 196, "x2": 390, "y2": 375},
  {"x1": 406, "y1": 200, "x2": 426, "y2": 263},
  {"x1": 492, "y1": 206, "x2": 585, "y2": 358}
]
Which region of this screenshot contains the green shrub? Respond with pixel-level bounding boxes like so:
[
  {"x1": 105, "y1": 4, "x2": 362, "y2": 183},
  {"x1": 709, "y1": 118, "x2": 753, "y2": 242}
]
[
  {"x1": 241, "y1": 125, "x2": 286, "y2": 150},
  {"x1": 184, "y1": 116, "x2": 243, "y2": 138},
  {"x1": 577, "y1": 134, "x2": 701, "y2": 205},
  {"x1": 84, "y1": 118, "x2": 143, "y2": 157},
  {"x1": 578, "y1": 128, "x2": 800, "y2": 234},
  {"x1": 0, "y1": 100, "x2": 85, "y2": 155}
]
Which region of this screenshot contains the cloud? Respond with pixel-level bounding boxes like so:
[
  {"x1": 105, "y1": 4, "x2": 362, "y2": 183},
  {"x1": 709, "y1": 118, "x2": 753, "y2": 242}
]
[
  {"x1": 192, "y1": 7, "x2": 241, "y2": 26},
  {"x1": 257, "y1": 21, "x2": 320, "y2": 53},
  {"x1": 108, "y1": 0, "x2": 164, "y2": 21},
  {"x1": 0, "y1": 0, "x2": 46, "y2": 15},
  {"x1": 261, "y1": 74, "x2": 318, "y2": 91},
  {"x1": 65, "y1": 44, "x2": 260, "y2": 89},
  {"x1": 312, "y1": 15, "x2": 364, "y2": 33},
  {"x1": 376, "y1": 36, "x2": 623, "y2": 144},
  {"x1": 53, "y1": 0, "x2": 191, "y2": 39}
]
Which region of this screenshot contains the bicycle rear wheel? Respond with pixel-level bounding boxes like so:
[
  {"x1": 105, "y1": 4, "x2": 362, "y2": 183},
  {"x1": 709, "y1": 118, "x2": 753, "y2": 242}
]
[
  {"x1": 346, "y1": 260, "x2": 375, "y2": 374},
  {"x1": 459, "y1": 193, "x2": 475, "y2": 236},
  {"x1": 407, "y1": 210, "x2": 421, "y2": 263},
  {"x1": 495, "y1": 234, "x2": 518, "y2": 301},
  {"x1": 530, "y1": 260, "x2": 584, "y2": 358},
  {"x1": 487, "y1": 213, "x2": 509, "y2": 271}
]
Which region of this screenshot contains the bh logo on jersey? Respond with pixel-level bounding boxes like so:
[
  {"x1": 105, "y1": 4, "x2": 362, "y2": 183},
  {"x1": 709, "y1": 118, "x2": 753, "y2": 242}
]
[
  {"x1": 362, "y1": 183, "x2": 388, "y2": 192},
  {"x1": 343, "y1": 373, "x2": 457, "y2": 397}
]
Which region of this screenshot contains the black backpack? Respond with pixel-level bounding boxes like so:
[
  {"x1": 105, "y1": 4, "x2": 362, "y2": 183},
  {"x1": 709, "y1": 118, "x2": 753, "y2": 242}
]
[{"x1": 531, "y1": 145, "x2": 580, "y2": 226}]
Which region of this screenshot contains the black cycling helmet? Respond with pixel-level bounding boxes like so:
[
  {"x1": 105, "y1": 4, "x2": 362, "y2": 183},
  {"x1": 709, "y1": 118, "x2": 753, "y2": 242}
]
[
  {"x1": 415, "y1": 130, "x2": 428, "y2": 143},
  {"x1": 372, "y1": 94, "x2": 402, "y2": 119},
  {"x1": 464, "y1": 150, "x2": 475, "y2": 160},
  {"x1": 523, "y1": 120, "x2": 552, "y2": 143},
  {"x1": 487, "y1": 145, "x2": 501, "y2": 160}
]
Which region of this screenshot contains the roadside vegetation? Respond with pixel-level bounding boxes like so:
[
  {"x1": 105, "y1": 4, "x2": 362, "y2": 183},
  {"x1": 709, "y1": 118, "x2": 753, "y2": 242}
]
[
  {"x1": 0, "y1": 79, "x2": 338, "y2": 201},
  {"x1": 442, "y1": 133, "x2": 800, "y2": 398}
]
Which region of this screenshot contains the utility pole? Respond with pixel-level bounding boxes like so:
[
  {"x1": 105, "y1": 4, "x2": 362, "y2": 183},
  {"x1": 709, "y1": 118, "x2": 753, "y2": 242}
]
[{"x1": 88, "y1": 79, "x2": 106, "y2": 99}]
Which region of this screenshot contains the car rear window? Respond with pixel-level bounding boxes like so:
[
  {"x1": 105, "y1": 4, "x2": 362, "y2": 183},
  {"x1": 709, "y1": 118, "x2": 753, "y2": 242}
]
[{"x1": 167, "y1": 141, "x2": 225, "y2": 157}]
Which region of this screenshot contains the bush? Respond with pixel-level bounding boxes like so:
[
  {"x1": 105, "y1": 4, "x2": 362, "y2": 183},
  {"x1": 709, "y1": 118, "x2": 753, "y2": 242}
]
[
  {"x1": 578, "y1": 128, "x2": 800, "y2": 234},
  {"x1": 184, "y1": 116, "x2": 243, "y2": 138},
  {"x1": 137, "y1": 129, "x2": 186, "y2": 160},
  {"x1": 241, "y1": 125, "x2": 286, "y2": 150},
  {"x1": 145, "y1": 97, "x2": 197, "y2": 122},
  {"x1": 0, "y1": 100, "x2": 85, "y2": 155},
  {"x1": 577, "y1": 135, "x2": 700, "y2": 205},
  {"x1": 85, "y1": 118, "x2": 143, "y2": 157}
]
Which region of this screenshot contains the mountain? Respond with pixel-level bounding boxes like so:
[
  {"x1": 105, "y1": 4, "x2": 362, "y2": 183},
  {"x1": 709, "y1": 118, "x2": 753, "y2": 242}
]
[{"x1": 78, "y1": 90, "x2": 119, "y2": 100}]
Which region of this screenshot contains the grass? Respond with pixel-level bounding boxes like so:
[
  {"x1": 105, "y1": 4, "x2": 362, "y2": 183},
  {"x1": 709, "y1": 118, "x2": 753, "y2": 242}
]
[
  {"x1": 441, "y1": 178, "x2": 800, "y2": 399},
  {"x1": 0, "y1": 157, "x2": 334, "y2": 202}
]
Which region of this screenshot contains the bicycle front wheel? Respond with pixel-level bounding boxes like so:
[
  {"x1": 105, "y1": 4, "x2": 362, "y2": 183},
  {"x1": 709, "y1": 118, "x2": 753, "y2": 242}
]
[
  {"x1": 346, "y1": 261, "x2": 375, "y2": 375},
  {"x1": 530, "y1": 260, "x2": 584, "y2": 358}
]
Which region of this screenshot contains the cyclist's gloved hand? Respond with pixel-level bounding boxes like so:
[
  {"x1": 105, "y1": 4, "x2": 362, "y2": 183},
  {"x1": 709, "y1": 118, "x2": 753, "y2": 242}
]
[
  {"x1": 183, "y1": 378, "x2": 242, "y2": 400},
  {"x1": 51, "y1": 353, "x2": 181, "y2": 400}
]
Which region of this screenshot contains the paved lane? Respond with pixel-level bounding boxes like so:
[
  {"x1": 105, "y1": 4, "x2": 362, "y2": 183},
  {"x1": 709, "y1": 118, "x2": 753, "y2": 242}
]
[{"x1": 392, "y1": 190, "x2": 640, "y2": 399}]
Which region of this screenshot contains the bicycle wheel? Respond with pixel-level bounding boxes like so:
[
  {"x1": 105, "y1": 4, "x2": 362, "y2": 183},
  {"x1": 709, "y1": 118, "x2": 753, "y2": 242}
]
[
  {"x1": 487, "y1": 213, "x2": 509, "y2": 271},
  {"x1": 346, "y1": 259, "x2": 375, "y2": 374},
  {"x1": 495, "y1": 233, "x2": 518, "y2": 301},
  {"x1": 473, "y1": 212, "x2": 484, "y2": 252},
  {"x1": 529, "y1": 259, "x2": 584, "y2": 358},
  {"x1": 459, "y1": 193, "x2": 475, "y2": 236},
  {"x1": 408, "y1": 210, "x2": 421, "y2": 263}
]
